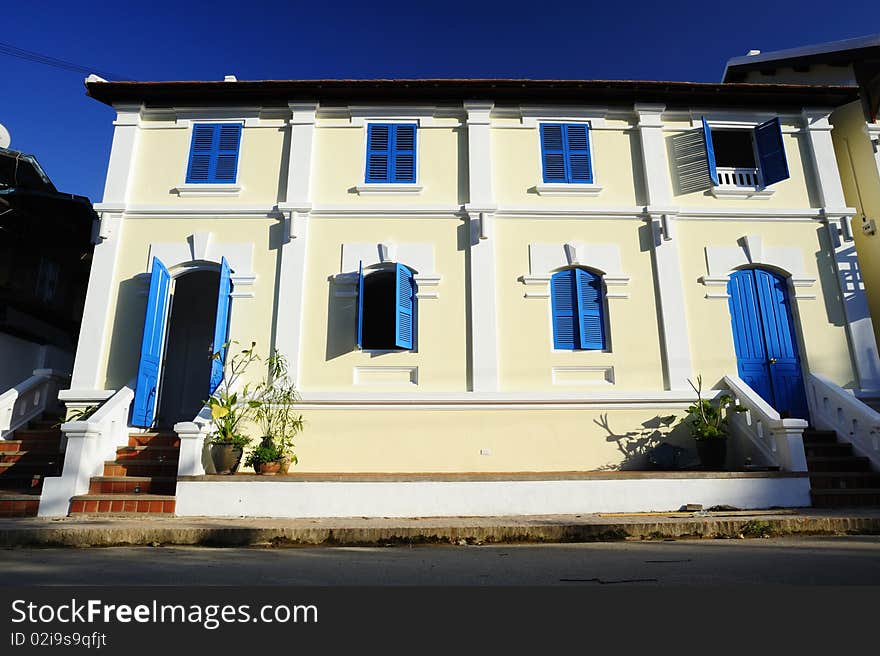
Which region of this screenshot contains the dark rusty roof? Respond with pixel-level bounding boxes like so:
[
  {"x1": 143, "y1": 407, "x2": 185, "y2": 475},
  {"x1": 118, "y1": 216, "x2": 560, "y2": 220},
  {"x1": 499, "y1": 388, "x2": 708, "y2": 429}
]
[{"x1": 85, "y1": 78, "x2": 859, "y2": 109}]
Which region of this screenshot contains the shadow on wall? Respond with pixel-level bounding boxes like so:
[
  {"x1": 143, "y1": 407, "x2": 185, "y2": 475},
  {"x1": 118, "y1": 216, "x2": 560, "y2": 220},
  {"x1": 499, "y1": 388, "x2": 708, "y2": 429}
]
[
  {"x1": 105, "y1": 275, "x2": 151, "y2": 390},
  {"x1": 593, "y1": 413, "x2": 694, "y2": 471},
  {"x1": 815, "y1": 226, "x2": 851, "y2": 327},
  {"x1": 325, "y1": 281, "x2": 355, "y2": 361}
]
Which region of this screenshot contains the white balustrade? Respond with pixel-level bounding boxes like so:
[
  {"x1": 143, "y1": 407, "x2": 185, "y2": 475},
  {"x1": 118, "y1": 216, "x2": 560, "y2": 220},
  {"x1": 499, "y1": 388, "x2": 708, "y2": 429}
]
[
  {"x1": 716, "y1": 167, "x2": 760, "y2": 188},
  {"x1": 0, "y1": 369, "x2": 69, "y2": 438},
  {"x1": 38, "y1": 386, "x2": 134, "y2": 517},
  {"x1": 174, "y1": 405, "x2": 214, "y2": 477},
  {"x1": 723, "y1": 374, "x2": 808, "y2": 472},
  {"x1": 806, "y1": 373, "x2": 880, "y2": 470}
]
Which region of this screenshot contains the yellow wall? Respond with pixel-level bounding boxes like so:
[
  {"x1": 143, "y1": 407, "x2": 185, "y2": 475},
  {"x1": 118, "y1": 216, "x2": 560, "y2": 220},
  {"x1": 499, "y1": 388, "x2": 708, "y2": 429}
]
[
  {"x1": 128, "y1": 123, "x2": 285, "y2": 205},
  {"x1": 832, "y1": 101, "x2": 880, "y2": 351},
  {"x1": 100, "y1": 218, "x2": 278, "y2": 391},
  {"x1": 298, "y1": 217, "x2": 467, "y2": 391},
  {"x1": 678, "y1": 220, "x2": 856, "y2": 390},
  {"x1": 494, "y1": 218, "x2": 664, "y2": 391}
]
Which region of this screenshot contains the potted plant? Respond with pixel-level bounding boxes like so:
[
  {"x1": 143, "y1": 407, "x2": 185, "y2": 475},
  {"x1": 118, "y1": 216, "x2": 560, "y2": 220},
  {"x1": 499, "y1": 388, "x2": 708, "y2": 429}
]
[
  {"x1": 679, "y1": 375, "x2": 745, "y2": 470},
  {"x1": 205, "y1": 341, "x2": 261, "y2": 474},
  {"x1": 248, "y1": 351, "x2": 303, "y2": 475}
]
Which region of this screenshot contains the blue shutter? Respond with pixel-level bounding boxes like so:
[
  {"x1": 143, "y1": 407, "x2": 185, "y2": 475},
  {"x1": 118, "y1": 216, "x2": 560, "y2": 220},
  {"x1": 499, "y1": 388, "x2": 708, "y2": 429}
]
[
  {"x1": 209, "y1": 257, "x2": 232, "y2": 395},
  {"x1": 541, "y1": 124, "x2": 567, "y2": 183},
  {"x1": 131, "y1": 258, "x2": 172, "y2": 428},
  {"x1": 575, "y1": 269, "x2": 605, "y2": 350},
  {"x1": 701, "y1": 117, "x2": 719, "y2": 186},
  {"x1": 551, "y1": 270, "x2": 577, "y2": 349},
  {"x1": 186, "y1": 124, "x2": 242, "y2": 184},
  {"x1": 754, "y1": 117, "x2": 789, "y2": 187},
  {"x1": 394, "y1": 263, "x2": 414, "y2": 350},
  {"x1": 366, "y1": 124, "x2": 390, "y2": 182},
  {"x1": 186, "y1": 125, "x2": 215, "y2": 183},
  {"x1": 566, "y1": 124, "x2": 593, "y2": 183},
  {"x1": 356, "y1": 261, "x2": 364, "y2": 349},
  {"x1": 392, "y1": 124, "x2": 417, "y2": 183}
]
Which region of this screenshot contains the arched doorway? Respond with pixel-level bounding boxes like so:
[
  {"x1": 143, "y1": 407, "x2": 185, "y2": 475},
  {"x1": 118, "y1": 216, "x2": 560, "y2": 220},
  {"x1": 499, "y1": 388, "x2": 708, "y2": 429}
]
[{"x1": 727, "y1": 267, "x2": 808, "y2": 419}]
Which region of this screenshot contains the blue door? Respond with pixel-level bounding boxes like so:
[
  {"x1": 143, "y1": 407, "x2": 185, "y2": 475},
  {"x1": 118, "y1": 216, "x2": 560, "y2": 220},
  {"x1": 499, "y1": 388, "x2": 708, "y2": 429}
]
[
  {"x1": 131, "y1": 258, "x2": 172, "y2": 428},
  {"x1": 208, "y1": 257, "x2": 232, "y2": 395},
  {"x1": 727, "y1": 268, "x2": 808, "y2": 419}
]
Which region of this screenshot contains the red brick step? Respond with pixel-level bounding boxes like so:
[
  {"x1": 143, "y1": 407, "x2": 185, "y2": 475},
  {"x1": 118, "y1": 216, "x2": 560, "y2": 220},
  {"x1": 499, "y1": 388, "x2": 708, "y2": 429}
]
[{"x1": 69, "y1": 494, "x2": 176, "y2": 515}]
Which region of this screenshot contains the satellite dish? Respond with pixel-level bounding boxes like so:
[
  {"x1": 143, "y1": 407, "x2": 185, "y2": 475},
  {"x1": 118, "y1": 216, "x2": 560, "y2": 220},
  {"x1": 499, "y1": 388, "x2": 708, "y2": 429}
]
[{"x1": 0, "y1": 123, "x2": 9, "y2": 149}]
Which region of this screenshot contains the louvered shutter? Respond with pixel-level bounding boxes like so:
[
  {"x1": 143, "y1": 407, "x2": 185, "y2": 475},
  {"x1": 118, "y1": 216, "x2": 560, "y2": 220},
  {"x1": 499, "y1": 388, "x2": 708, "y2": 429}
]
[
  {"x1": 209, "y1": 257, "x2": 232, "y2": 395},
  {"x1": 214, "y1": 124, "x2": 242, "y2": 183},
  {"x1": 186, "y1": 125, "x2": 215, "y2": 183},
  {"x1": 551, "y1": 270, "x2": 577, "y2": 349},
  {"x1": 356, "y1": 261, "x2": 364, "y2": 350},
  {"x1": 366, "y1": 124, "x2": 391, "y2": 182},
  {"x1": 131, "y1": 258, "x2": 172, "y2": 428},
  {"x1": 566, "y1": 124, "x2": 593, "y2": 183},
  {"x1": 575, "y1": 269, "x2": 605, "y2": 350},
  {"x1": 754, "y1": 117, "x2": 789, "y2": 187},
  {"x1": 392, "y1": 125, "x2": 417, "y2": 183},
  {"x1": 701, "y1": 117, "x2": 719, "y2": 186},
  {"x1": 394, "y1": 263, "x2": 414, "y2": 350},
  {"x1": 541, "y1": 124, "x2": 567, "y2": 183}
]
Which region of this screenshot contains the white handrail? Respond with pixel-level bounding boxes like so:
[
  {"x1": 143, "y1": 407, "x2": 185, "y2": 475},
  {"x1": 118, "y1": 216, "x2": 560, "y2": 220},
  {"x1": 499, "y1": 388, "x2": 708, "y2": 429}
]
[
  {"x1": 38, "y1": 385, "x2": 134, "y2": 517},
  {"x1": 807, "y1": 373, "x2": 880, "y2": 469},
  {"x1": 723, "y1": 374, "x2": 808, "y2": 472},
  {"x1": 0, "y1": 369, "x2": 68, "y2": 438}
]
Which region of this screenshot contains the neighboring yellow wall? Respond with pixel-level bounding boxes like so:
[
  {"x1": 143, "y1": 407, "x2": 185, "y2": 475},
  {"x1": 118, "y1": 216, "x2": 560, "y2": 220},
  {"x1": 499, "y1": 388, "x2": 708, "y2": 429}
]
[
  {"x1": 492, "y1": 120, "x2": 642, "y2": 207},
  {"x1": 100, "y1": 218, "x2": 277, "y2": 391},
  {"x1": 741, "y1": 64, "x2": 856, "y2": 86},
  {"x1": 669, "y1": 119, "x2": 816, "y2": 209},
  {"x1": 311, "y1": 121, "x2": 465, "y2": 206},
  {"x1": 128, "y1": 123, "x2": 285, "y2": 205},
  {"x1": 677, "y1": 220, "x2": 857, "y2": 390},
  {"x1": 290, "y1": 406, "x2": 691, "y2": 472},
  {"x1": 494, "y1": 218, "x2": 664, "y2": 392},
  {"x1": 832, "y1": 101, "x2": 880, "y2": 351},
  {"x1": 298, "y1": 217, "x2": 467, "y2": 391}
]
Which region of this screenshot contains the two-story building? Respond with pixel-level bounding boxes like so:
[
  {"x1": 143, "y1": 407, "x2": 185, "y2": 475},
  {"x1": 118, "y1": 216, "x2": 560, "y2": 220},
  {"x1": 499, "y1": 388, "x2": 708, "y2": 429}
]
[{"x1": 18, "y1": 77, "x2": 880, "y2": 518}]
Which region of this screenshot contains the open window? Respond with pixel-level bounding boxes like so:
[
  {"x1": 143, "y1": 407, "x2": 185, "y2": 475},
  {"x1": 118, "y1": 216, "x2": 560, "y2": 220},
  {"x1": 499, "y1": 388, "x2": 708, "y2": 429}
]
[
  {"x1": 356, "y1": 262, "x2": 415, "y2": 350},
  {"x1": 673, "y1": 117, "x2": 789, "y2": 193}
]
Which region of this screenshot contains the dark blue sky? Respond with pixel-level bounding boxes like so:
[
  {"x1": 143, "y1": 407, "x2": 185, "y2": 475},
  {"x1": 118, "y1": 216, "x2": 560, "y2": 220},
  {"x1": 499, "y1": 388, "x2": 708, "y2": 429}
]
[{"x1": 1, "y1": 1, "x2": 871, "y2": 201}]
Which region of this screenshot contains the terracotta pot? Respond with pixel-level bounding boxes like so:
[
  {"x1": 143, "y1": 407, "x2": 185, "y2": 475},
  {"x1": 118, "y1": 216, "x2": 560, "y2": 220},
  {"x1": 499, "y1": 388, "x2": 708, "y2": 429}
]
[
  {"x1": 210, "y1": 443, "x2": 243, "y2": 475},
  {"x1": 258, "y1": 460, "x2": 282, "y2": 476},
  {"x1": 695, "y1": 437, "x2": 728, "y2": 470},
  {"x1": 278, "y1": 456, "x2": 292, "y2": 475}
]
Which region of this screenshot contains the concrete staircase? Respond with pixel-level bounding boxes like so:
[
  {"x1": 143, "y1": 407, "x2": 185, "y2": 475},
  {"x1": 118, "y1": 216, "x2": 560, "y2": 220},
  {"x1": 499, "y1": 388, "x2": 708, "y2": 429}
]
[
  {"x1": 68, "y1": 432, "x2": 179, "y2": 515},
  {"x1": 804, "y1": 428, "x2": 880, "y2": 507},
  {"x1": 0, "y1": 416, "x2": 65, "y2": 517}
]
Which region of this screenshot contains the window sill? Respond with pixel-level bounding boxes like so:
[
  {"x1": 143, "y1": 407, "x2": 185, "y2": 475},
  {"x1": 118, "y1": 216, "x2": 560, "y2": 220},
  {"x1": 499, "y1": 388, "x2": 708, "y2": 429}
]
[
  {"x1": 535, "y1": 183, "x2": 603, "y2": 197},
  {"x1": 355, "y1": 184, "x2": 424, "y2": 195},
  {"x1": 173, "y1": 184, "x2": 242, "y2": 197},
  {"x1": 710, "y1": 186, "x2": 774, "y2": 200}
]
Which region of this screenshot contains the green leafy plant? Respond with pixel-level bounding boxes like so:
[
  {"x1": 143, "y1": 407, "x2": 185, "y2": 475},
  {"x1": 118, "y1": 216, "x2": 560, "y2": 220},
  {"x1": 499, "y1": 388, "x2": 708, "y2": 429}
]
[
  {"x1": 250, "y1": 351, "x2": 303, "y2": 466},
  {"x1": 205, "y1": 341, "x2": 261, "y2": 448},
  {"x1": 244, "y1": 442, "x2": 285, "y2": 469},
  {"x1": 53, "y1": 405, "x2": 99, "y2": 428},
  {"x1": 679, "y1": 375, "x2": 746, "y2": 441}
]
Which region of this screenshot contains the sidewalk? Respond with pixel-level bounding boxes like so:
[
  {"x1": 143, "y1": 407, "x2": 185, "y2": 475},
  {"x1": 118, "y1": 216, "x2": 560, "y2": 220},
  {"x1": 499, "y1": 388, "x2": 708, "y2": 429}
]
[{"x1": 2, "y1": 508, "x2": 879, "y2": 548}]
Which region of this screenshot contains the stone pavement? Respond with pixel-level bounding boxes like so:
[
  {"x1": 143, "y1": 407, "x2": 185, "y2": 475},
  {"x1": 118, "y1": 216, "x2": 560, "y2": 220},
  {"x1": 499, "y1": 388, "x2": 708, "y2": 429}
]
[{"x1": 1, "y1": 508, "x2": 879, "y2": 548}]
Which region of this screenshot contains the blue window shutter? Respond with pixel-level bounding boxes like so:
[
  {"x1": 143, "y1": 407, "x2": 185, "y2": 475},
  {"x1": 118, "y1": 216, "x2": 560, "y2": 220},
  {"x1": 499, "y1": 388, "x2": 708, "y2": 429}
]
[
  {"x1": 209, "y1": 257, "x2": 232, "y2": 395},
  {"x1": 754, "y1": 117, "x2": 789, "y2": 187},
  {"x1": 214, "y1": 124, "x2": 242, "y2": 183},
  {"x1": 550, "y1": 270, "x2": 577, "y2": 349},
  {"x1": 131, "y1": 258, "x2": 172, "y2": 428},
  {"x1": 575, "y1": 269, "x2": 605, "y2": 350},
  {"x1": 541, "y1": 124, "x2": 567, "y2": 183},
  {"x1": 566, "y1": 124, "x2": 593, "y2": 183},
  {"x1": 394, "y1": 263, "x2": 414, "y2": 350},
  {"x1": 392, "y1": 124, "x2": 417, "y2": 183},
  {"x1": 366, "y1": 124, "x2": 391, "y2": 182},
  {"x1": 356, "y1": 261, "x2": 364, "y2": 349},
  {"x1": 186, "y1": 125, "x2": 215, "y2": 183},
  {"x1": 701, "y1": 117, "x2": 719, "y2": 186}
]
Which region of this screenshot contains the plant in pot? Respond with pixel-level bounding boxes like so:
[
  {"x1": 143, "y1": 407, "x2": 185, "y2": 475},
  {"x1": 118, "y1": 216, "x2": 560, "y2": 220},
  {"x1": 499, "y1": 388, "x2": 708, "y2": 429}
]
[
  {"x1": 205, "y1": 341, "x2": 261, "y2": 474},
  {"x1": 678, "y1": 375, "x2": 746, "y2": 470},
  {"x1": 248, "y1": 351, "x2": 303, "y2": 475}
]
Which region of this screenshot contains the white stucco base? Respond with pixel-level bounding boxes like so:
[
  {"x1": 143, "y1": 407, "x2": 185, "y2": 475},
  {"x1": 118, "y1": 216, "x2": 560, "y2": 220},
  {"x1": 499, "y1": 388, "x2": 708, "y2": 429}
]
[{"x1": 174, "y1": 475, "x2": 812, "y2": 518}]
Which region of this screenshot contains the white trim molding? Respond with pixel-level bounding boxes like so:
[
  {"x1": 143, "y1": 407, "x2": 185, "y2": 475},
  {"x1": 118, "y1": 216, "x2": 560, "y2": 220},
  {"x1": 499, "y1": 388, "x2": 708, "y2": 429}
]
[
  {"x1": 354, "y1": 183, "x2": 424, "y2": 195},
  {"x1": 535, "y1": 183, "x2": 604, "y2": 197},
  {"x1": 172, "y1": 184, "x2": 242, "y2": 197}
]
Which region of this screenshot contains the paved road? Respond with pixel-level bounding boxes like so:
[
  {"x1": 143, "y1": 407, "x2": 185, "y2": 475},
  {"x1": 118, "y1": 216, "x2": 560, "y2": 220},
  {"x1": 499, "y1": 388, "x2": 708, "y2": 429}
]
[{"x1": 2, "y1": 536, "x2": 880, "y2": 585}]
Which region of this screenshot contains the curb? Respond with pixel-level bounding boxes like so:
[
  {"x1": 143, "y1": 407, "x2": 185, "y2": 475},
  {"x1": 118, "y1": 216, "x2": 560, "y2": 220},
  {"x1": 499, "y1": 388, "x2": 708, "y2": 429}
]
[{"x1": 2, "y1": 515, "x2": 880, "y2": 548}]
